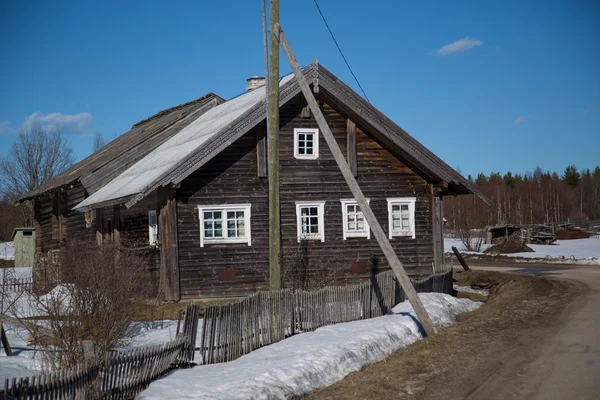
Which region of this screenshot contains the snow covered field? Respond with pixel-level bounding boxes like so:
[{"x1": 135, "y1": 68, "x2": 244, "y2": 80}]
[
  {"x1": 445, "y1": 238, "x2": 600, "y2": 264},
  {"x1": 138, "y1": 293, "x2": 481, "y2": 400},
  {"x1": 0, "y1": 241, "x2": 14, "y2": 260}
]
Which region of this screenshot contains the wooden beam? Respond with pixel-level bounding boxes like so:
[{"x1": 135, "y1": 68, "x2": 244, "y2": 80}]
[
  {"x1": 276, "y1": 24, "x2": 437, "y2": 336},
  {"x1": 268, "y1": 0, "x2": 281, "y2": 290},
  {"x1": 159, "y1": 186, "x2": 180, "y2": 301},
  {"x1": 451, "y1": 246, "x2": 470, "y2": 271},
  {"x1": 256, "y1": 125, "x2": 267, "y2": 178},
  {"x1": 346, "y1": 119, "x2": 357, "y2": 177},
  {"x1": 95, "y1": 208, "x2": 103, "y2": 246},
  {"x1": 112, "y1": 205, "x2": 120, "y2": 244},
  {"x1": 1, "y1": 323, "x2": 12, "y2": 356},
  {"x1": 431, "y1": 187, "x2": 443, "y2": 273}
]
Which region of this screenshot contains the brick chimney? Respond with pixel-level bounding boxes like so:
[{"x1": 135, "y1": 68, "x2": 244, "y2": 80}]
[{"x1": 246, "y1": 76, "x2": 266, "y2": 91}]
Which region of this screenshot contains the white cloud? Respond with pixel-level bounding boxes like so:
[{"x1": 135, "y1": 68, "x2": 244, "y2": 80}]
[
  {"x1": 434, "y1": 37, "x2": 483, "y2": 56},
  {"x1": 585, "y1": 104, "x2": 597, "y2": 113},
  {"x1": 0, "y1": 120, "x2": 15, "y2": 135},
  {"x1": 514, "y1": 116, "x2": 527, "y2": 125},
  {"x1": 22, "y1": 111, "x2": 93, "y2": 134}
]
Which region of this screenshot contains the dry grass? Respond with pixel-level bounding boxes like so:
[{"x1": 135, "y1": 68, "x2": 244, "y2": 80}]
[{"x1": 305, "y1": 270, "x2": 578, "y2": 400}]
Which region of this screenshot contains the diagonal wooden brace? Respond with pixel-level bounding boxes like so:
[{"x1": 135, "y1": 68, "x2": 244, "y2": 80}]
[{"x1": 275, "y1": 23, "x2": 436, "y2": 336}]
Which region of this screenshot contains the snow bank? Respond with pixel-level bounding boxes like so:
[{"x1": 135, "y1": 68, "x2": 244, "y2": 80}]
[
  {"x1": 445, "y1": 238, "x2": 600, "y2": 264},
  {"x1": 138, "y1": 293, "x2": 481, "y2": 400},
  {"x1": 0, "y1": 241, "x2": 15, "y2": 260}
]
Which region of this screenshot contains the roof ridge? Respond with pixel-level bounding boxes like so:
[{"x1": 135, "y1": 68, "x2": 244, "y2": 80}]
[{"x1": 131, "y1": 92, "x2": 222, "y2": 128}]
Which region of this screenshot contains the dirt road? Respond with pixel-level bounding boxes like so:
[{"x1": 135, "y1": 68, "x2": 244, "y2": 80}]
[
  {"x1": 307, "y1": 263, "x2": 600, "y2": 400},
  {"x1": 464, "y1": 263, "x2": 600, "y2": 400}
]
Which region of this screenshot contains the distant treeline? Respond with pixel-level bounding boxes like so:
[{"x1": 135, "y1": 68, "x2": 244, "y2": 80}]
[{"x1": 444, "y1": 165, "x2": 600, "y2": 229}]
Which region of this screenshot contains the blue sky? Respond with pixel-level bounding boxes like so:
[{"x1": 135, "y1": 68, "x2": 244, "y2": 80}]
[{"x1": 0, "y1": 0, "x2": 598, "y2": 178}]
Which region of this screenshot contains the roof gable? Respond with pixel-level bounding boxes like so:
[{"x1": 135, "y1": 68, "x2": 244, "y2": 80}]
[{"x1": 73, "y1": 62, "x2": 484, "y2": 211}]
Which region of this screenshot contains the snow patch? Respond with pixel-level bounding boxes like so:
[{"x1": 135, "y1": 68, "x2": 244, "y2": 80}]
[
  {"x1": 138, "y1": 293, "x2": 481, "y2": 400},
  {"x1": 0, "y1": 242, "x2": 15, "y2": 260},
  {"x1": 445, "y1": 238, "x2": 600, "y2": 265}
]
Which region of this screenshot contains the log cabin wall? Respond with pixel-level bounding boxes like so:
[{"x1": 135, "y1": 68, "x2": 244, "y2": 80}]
[{"x1": 176, "y1": 93, "x2": 434, "y2": 299}]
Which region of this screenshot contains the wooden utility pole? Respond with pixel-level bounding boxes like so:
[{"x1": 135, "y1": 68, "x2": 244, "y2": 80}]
[
  {"x1": 268, "y1": 0, "x2": 281, "y2": 290},
  {"x1": 275, "y1": 24, "x2": 437, "y2": 336}
]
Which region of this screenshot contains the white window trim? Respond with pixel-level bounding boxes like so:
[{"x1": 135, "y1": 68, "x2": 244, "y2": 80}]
[
  {"x1": 340, "y1": 199, "x2": 371, "y2": 240},
  {"x1": 293, "y1": 128, "x2": 319, "y2": 160},
  {"x1": 148, "y1": 210, "x2": 158, "y2": 246},
  {"x1": 295, "y1": 201, "x2": 325, "y2": 242},
  {"x1": 197, "y1": 204, "x2": 252, "y2": 247},
  {"x1": 387, "y1": 197, "x2": 416, "y2": 239}
]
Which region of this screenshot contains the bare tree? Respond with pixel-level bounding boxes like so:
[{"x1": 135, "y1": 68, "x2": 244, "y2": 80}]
[
  {"x1": 0, "y1": 129, "x2": 74, "y2": 225},
  {"x1": 92, "y1": 132, "x2": 106, "y2": 152},
  {"x1": 9, "y1": 238, "x2": 154, "y2": 371}
]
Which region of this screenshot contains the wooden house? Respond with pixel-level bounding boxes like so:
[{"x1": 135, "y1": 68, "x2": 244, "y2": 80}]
[{"x1": 18, "y1": 62, "x2": 484, "y2": 300}]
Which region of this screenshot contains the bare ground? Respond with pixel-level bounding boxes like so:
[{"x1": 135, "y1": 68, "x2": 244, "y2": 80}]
[{"x1": 305, "y1": 269, "x2": 581, "y2": 400}]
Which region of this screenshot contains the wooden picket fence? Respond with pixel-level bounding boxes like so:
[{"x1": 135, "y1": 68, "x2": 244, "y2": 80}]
[
  {"x1": 0, "y1": 362, "x2": 99, "y2": 400},
  {"x1": 0, "y1": 276, "x2": 33, "y2": 293},
  {"x1": 1, "y1": 303, "x2": 200, "y2": 400},
  {"x1": 200, "y1": 268, "x2": 453, "y2": 365}
]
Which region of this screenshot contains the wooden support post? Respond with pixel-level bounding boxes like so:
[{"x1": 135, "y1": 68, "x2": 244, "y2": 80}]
[
  {"x1": 159, "y1": 186, "x2": 181, "y2": 301},
  {"x1": 347, "y1": 119, "x2": 357, "y2": 177},
  {"x1": 112, "y1": 205, "x2": 120, "y2": 244},
  {"x1": 431, "y1": 187, "x2": 443, "y2": 273},
  {"x1": 1, "y1": 323, "x2": 13, "y2": 356},
  {"x1": 256, "y1": 125, "x2": 267, "y2": 178},
  {"x1": 451, "y1": 246, "x2": 470, "y2": 271},
  {"x1": 268, "y1": 0, "x2": 281, "y2": 290},
  {"x1": 95, "y1": 208, "x2": 103, "y2": 246},
  {"x1": 276, "y1": 25, "x2": 437, "y2": 336}
]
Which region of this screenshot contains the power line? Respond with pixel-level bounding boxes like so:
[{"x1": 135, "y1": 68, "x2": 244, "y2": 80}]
[
  {"x1": 312, "y1": 0, "x2": 394, "y2": 142},
  {"x1": 312, "y1": 0, "x2": 372, "y2": 105}
]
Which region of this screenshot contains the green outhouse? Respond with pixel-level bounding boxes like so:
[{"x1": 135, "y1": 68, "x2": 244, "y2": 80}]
[{"x1": 12, "y1": 228, "x2": 36, "y2": 268}]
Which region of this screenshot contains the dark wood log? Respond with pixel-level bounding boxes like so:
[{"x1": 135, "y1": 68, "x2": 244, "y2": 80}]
[
  {"x1": 256, "y1": 124, "x2": 267, "y2": 178},
  {"x1": 451, "y1": 246, "x2": 470, "y2": 271},
  {"x1": 347, "y1": 119, "x2": 357, "y2": 177},
  {"x1": 1, "y1": 323, "x2": 12, "y2": 356},
  {"x1": 159, "y1": 186, "x2": 180, "y2": 301}
]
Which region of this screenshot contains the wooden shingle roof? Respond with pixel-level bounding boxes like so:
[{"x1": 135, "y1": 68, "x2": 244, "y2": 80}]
[{"x1": 18, "y1": 92, "x2": 224, "y2": 202}]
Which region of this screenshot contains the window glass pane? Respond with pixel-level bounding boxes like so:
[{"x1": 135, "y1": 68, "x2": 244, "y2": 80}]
[
  {"x1": 306, "y1": 147, "x2": 313, "y2": 155},
  {"x1": 205, "y1": 229, "x2": 213, "y2": 238},
  {"x1": 310, "y1": 207, "x2": 318, "y2": 216},
  {"x1": 299, "y1": 133, "x2": 305, "y2": 141},
  {"x1": 214, "y1": 211, "x2": 222, "y2": 219},
  {"x1": 401, "y1": 204, "x2": 409, "y2": 212},
  {"x1": 204, "y1": 211, "x2": 212, "y2": 220},
  {"x1": 392, "y1": 204, "x2": 400, "y2": 212},
  {"x1": 214, "y1": 220, "x2": 222, "y2": 229},
  {"x1": 215, "y1": 229, "x2": 222, "y2": 237}
]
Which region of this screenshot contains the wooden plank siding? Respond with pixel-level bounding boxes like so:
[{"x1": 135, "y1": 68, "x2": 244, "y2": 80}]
[{"x1": 176, "y1": 94, "x2": 435, "y2": 299}]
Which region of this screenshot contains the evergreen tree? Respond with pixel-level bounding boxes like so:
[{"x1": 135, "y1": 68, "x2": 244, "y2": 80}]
[{"x1": 563, "y1": 165, "x2": 580, "y2": 188}]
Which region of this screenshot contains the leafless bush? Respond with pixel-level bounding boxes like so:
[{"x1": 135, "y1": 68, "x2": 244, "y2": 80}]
[
  {"x1": 21, "y1": 238, "x2": 153, "y2": 371},
  {"x1": 457, "y1": 228, "x2": 485, "y2": 252},
  {"x1": 281, "y1": 240, "x2": 344, "y2": 290}
]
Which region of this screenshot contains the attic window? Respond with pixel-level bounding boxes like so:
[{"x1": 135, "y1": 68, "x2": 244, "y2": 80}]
[{"x1": 294, "y1": 128, "x2": 319, "y2": 160}]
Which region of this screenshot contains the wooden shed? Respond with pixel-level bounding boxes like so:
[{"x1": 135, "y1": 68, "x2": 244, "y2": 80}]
[{"x1": 12, "y1": 228, "x2": 36, "y2": 267}]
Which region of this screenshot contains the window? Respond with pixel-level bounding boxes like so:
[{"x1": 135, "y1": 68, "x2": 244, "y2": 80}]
[
  {"x1": 294, "y1": 128, "x2": 319, "y2": 159},
  {"x1": 387, "y1": 198, "x2": 416, "y2": 239},
  {"x1": 295, "y1": 201, "x2": 325, "y2": 242},
  {"x1": 198, "y1": 204, "x2": 251, "y2": 247},
  {"x1": 340, "y1": 199, "x2": 370, "y2": 240},
  {"x1": 148, "y1": 210, "x2": 158, "y2": 246}
]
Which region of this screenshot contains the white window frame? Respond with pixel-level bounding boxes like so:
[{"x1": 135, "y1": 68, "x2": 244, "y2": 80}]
[
  {"x1": 295, "y1": 201, "x2": 325, "y2": 242},
  {"x1": 197, "y1": 204, "x2": 252, "y2": 247},
  {"x1": 293, "y1": 128, "x2": 319, "y2": 160},
  {"x1": 387, "y1": 197, "x2": 416, "y2": 239},
  {"x1": 148, "y1": 210, "x2": 158, "y2": 246},
  {"x1": 340, "y1": 199, "x2": 371, "y2": 240}
]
